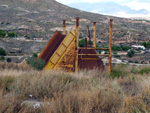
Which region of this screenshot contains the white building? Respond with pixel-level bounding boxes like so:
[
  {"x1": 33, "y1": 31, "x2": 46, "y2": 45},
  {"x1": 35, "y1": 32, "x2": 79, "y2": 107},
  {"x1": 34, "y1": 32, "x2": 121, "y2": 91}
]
[{"x1": 131, "y1": 45, "x2": 145, "y2": 50}]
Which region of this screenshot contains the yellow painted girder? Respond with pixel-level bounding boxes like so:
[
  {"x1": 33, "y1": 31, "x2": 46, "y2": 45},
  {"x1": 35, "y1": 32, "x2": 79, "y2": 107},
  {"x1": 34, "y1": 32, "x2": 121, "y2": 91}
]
[{"x1": 44, "y1": 28, "x2": 76, "y2": 70}]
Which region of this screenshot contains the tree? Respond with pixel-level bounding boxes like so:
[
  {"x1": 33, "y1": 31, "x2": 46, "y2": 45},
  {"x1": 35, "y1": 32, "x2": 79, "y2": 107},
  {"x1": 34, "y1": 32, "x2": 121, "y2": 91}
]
[
  {"x1": 0, "y1": 30, "x2": 6, "y2": 38},
  {"x1": 127, "y1": 49, "x2": 135, "y2": 57},
  {"x1": 8, "y1": 32, "x2": 17, "y2": 38},
  {"x1": 7, "y1": 58, "x2": 12, "y2": 63},
  {"x1": 32, "y1": 53, "x2": 38, "y2": 58},
  {"x1": 141, "y1": 42, "x2": 147, "y2": 48},
  {"x1": 79, "y1": 39, "x2": 85, "y2": 47},
  {"x1": 0, "y1": 48, "x2": 6, "y2": 56}
]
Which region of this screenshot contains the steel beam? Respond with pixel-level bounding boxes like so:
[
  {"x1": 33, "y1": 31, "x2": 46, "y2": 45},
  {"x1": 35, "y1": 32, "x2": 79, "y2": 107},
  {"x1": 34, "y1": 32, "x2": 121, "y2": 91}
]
[
  {"x1": 75, "y1": 17, "x2": 79, "y2": 72},
  {"x1": 93, "y1": 22, "x2": 96, "y2": 48},
  {"x1": 108, "y1": 19, "x2": 113, "y2": 74},
  {"x1": 63, "y1": 20, "x2": 66, "y2": 35}
]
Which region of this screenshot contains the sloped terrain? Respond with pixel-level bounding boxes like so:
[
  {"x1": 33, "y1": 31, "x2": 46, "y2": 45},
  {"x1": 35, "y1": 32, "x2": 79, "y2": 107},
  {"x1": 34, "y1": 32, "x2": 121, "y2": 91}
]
[{"x1": 0, "y1": 0, "x2": 150, "y2": 43}]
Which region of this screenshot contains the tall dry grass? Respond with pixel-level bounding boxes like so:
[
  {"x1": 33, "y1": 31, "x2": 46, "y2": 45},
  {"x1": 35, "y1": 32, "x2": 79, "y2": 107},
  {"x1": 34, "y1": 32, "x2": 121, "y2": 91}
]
[{"x1": 0, "y1": 63, "x2": 150, "y2": 113}]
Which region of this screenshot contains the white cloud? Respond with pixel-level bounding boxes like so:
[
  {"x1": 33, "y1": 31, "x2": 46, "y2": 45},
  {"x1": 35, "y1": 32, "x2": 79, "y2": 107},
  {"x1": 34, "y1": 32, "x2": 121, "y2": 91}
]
[{"x1": 123, "y1": 2, "x2": 150, "y2": 11}]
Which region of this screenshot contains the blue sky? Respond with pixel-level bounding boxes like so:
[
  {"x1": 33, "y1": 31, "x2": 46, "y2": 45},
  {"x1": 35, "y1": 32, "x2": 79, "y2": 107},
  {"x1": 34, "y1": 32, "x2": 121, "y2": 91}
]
[{"x1": 56, "y1": 0, "x2": 150, "y2": 11}]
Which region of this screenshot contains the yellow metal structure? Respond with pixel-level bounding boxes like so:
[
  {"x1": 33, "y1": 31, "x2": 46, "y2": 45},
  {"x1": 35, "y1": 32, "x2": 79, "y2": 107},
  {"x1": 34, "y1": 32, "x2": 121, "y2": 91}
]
[
  {"x1": 44, "y1": 28, "x2": 76, "y2": 71},
  {"x1": 38, "y1": 18, "x2": 113, "y2": 73}
]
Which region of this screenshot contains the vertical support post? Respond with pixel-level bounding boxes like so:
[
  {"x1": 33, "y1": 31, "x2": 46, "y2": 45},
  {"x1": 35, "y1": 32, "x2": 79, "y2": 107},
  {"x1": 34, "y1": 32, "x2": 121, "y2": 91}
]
[
  {"x1": 108, "y1": 19, "x2": 113, "y2": 74},
  {"x1": 75, "y1": 17, "x2": 79, "y2": 72},
  {"x1": 93, "y1": 22, "x2": 96, "y2": 48},
  {"x1": 85, "y1": 37, "x2": 87, "y2": 47},
  {"x1": 63, "y1": 20, "x2": 66, "y2": 35}
]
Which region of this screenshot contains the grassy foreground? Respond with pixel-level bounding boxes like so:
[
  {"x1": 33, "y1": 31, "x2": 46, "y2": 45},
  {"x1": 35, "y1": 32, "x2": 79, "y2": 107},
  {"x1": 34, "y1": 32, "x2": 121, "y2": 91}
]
[{"x1": 0, "y1": 63, "x2": 150, "y2": 113}]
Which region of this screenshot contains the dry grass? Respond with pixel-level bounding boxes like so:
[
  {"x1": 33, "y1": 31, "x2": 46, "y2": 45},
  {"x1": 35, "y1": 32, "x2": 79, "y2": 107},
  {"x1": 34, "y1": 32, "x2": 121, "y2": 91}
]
[{"x1": 0, "y1": 63, "x2": 150, "y2": 113}]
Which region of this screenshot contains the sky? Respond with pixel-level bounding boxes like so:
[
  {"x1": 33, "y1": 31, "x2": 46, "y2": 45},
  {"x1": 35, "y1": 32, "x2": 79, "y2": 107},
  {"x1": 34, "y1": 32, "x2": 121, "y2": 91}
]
[{"x1": 56, "y1": 0, "x2": 150, "y2": 11}]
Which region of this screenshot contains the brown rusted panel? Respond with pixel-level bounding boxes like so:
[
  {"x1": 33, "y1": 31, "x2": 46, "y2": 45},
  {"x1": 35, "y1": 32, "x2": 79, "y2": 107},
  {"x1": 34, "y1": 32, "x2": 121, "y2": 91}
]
[
  {"x1": 78, "y1": 49, "x2": 105, "y2": 70},
  {"x1": 37, "y1": 31, "x2": 65, "y2": 63}
]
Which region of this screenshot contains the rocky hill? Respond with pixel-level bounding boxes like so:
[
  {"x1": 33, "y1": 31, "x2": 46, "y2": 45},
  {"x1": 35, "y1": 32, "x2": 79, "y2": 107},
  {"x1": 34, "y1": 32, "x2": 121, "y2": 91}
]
[{"x1": 0, "y1": 0, "x2": 150, "y2": 44}]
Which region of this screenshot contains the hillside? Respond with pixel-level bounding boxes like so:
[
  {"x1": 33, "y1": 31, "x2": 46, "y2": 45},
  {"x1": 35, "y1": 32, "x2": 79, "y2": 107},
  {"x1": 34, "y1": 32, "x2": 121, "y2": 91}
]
[{"x1": 0, "y1": 0, "x2": 150, "y2": 44}]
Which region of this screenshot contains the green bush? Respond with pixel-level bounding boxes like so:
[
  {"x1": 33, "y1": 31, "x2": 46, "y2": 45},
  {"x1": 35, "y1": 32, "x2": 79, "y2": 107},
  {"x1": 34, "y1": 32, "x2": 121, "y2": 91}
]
[
  {"x1": 127, "y1": 49, "x2": 135, "y2": 57},
  {"x1": 112, "y1": 45, "x2": 130, "y2": 51},
  {"x1": 110, "y1": 64, "x2": 127, "y2": 78},
  {"x1": 104, "y1": 51, "x2": 108, "y2": 54},
  {"x1": 113, "y1": 52, "x2": 117, "y2": 55},
  {"x1": 27, "y1": 56, "x2": 45, "y2": 70},
  {"x1": 114, "y1": 55, "x2": 120, "y2": 58},
  {"x1": 79, "y1": 39, "x2": 85, "y2": 47},
  {"x1": 0, "y1": 48, "x2": 6, "y2": 56},
  {"x1": 7, "y1": 58, "x2": 12, "y2": 63},
  {"x1": 1, "y1": 22, "x2": 4, "y2": 24},
  {"x1": 0, "y1": 30, "x2": 6, "y2": 38},
  {"x1": 8, "y1": 32, "x2": 17, "y2": 38},
  {"x1": 32, "y1": 53, "x2": 38, "y2": 58},
  {"x1": 139, "y1": 67, "x2": 150, "y2": 74},
  {"x1": 141, "y1": 42, "x2": 150, "y2": 48},
  {"x1": 79, "y1": 39, "x2": 93, "y2": 47}
]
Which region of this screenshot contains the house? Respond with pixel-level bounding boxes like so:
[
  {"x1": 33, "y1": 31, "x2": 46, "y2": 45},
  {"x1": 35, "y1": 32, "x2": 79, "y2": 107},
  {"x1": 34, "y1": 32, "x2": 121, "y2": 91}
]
[{"x1": 131, "y1": 45, "x2": 145, "y2": 50}]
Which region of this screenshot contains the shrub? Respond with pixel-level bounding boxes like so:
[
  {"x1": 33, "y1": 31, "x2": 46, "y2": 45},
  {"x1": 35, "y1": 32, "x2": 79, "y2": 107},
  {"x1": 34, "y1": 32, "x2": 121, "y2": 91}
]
[
  {"x1": 79, "y1": 39, "x2": 85, "y2": 47},
  {"x1": 6, "y1": 58, "x2": 11, "y2": 63},
  {"x1": 141, "y1": 41, "x2": 150, "y2": 48},
  {"x1": 127, "y1": 49, "x2": 135, "y2": 57},
  {"x1": 8, "y1": 32, "x2": 17, "y2": 38},
  {"x1": 139, "y1": 67, "x2": 150, "y2": 74},
  {"x1": 0, "y1": 30, "x2": 6, "y2": 38},
  {"x1": 0, "y1": 48, "x2": 6, "y2": 56},
  {"x1": 114, "y1": 55, "x2": 120, "y2": 58},
  {"x1": 112, "y1": 45, "x2": 130, "y2": 51},
  {"x1": 113, "y1": 52, "x2": 117, "y2": 55},
  {"x1": 26, "y1": 56, "x2": 45, "y2": 70},
  {"x1": 110, "y1": 64, "x2": 128, "y2": 78},
  {"x1": 32, "y1": 53, "x2": 38, "y2": 58},
  {"x1": 104, "y1": 51, "x2": 108, "y2": 54}
]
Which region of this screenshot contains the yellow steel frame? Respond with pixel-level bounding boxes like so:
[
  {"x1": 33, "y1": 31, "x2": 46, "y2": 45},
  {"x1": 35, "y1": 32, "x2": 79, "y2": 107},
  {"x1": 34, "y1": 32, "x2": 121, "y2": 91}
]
[{"x1": 44, "y1": 28, "x2": 76, "y2": 70}]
